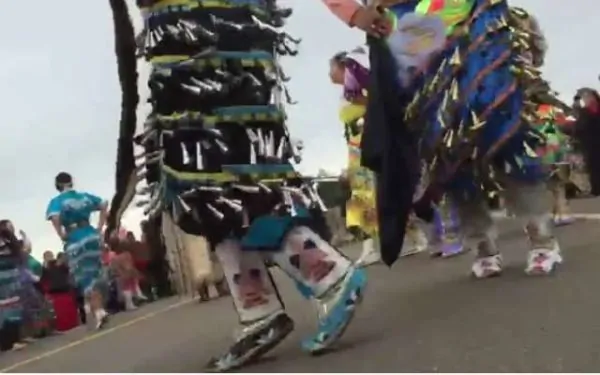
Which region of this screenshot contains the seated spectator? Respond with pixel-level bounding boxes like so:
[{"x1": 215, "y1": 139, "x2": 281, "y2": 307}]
[
  {"x1": 41, "y1": 254, "x2": 79, "y2": 332},
  {"x1": 53, "y1": 252, "x2": 87, "y2": 325}
]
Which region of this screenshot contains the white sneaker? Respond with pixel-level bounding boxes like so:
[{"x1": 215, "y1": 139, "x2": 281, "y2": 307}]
[
  {"x1": 123, "y1": 291, "x2": 138, "y2": 311},
  {"x1": 401, "y1": 244, "x2": 425, "y2": 257},
  {"x1": 401, "y1": 228, "x2": 428, "y2": 257},
  {"x1": 471, "y1": 254, "x2": 503, "y2": 279},
  {"x1": 356, "y1": 238, "x2": 382, "y2": 267},
  {"x1": 95, "y1": 310, "x2": 109, "y2": 330},
  {"x1": 525, "y1": 243, "x2": 563, "y2": 275}
]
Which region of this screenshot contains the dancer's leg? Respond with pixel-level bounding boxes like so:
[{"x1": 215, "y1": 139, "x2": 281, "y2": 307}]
[
  {"x1": 433, "y1": 197, "x2": 466, "y2": 258},
  {"x1": 121, "y1": 281, "x2": 137, "y2": 311},
  {"x1": 401, "y1": 214, "x2": 428, "y2": 257},
  {"x1": 549, "y1": 169, "x2": 574, "y2": 226},
  {"x1": 452, "y1": 192, "x2": 501, "y2": 278},
  {"x1": 207, "y1": 239, "x2": 293, "y2": 372},
  {"x1": 350, "y1": 226, "x2": 381, "y2": 267},
  {"x1": 503, "y1": 180, "x2": 562, "y2": 275},
  {"x1": 67, "y1": 238, "x2": 108, "y2": 330},
  {"x1": 270, "y1": 226, "x2": 366, "y2": 354}
]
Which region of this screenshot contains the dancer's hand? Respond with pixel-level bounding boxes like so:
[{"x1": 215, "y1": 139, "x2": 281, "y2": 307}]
[{"x1": 350, "y1": 6, "x2": 391, "y2": 37}]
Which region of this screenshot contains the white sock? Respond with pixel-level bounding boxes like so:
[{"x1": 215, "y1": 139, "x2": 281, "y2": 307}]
[
  {"x1": 362, "y1": 238, "x2": 375, "y2": 253},
  {"x1": 94, "y1": 308, "x2": 106, "y2": 321},
  {"x1": 123, "y1": 290, "x2": 136, "y2": 309},
  {"x1": 135, "y1": 284, "x2": 147, "y2": 299}
]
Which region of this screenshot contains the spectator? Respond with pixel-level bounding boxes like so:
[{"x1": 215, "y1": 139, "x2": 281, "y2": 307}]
[
  {"x1": 0, "y1": 221, "x2": 25, "y2": 351},
  {"x1": 41, "y1": 253, "x2": 79, "y2": 332},
  {"x1": 102, "y1": 242, "x2": 124, "y2": 314},
  {"x1": 124, "y1": 231, "x2": 152, "y2": 301},
  {"x1": 108, "y1": 238, "x2": 146, "y2": 311},
  {"x1": 56, "y1": 252, "x2": 87, "y2": 325},
  {"x1": 42, "y1": 250, "x2": 55, "y2": 267},
  {"x1": 142, "y1": 217, "x2": 173, "y2": 298},
  {"x1": 0, "y1": 221, "x2": 45, "y2": 345}
]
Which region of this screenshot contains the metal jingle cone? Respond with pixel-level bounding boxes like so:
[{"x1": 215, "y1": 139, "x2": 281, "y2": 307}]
[
  {"x1": 165, "y1": 24, "x2": 181, "y2": 38},
  {"x1": 249, "y1": 142, "x2": 257, "y2": 164},
  {"x1": 257, "y1": 182, "x2": 272, "y2": 193},
  {"x1": 217, "y1": 197, "x2": 243, "y2": 212},
  {"x1": 282, "y1": 187, "x2": 297, "y2": 217},
  {"x1": 214, "y1": 138, "x2": 228, "y2": 153},
  {"x1": 246, "y1": 128, "x2": 258, "y2": 143},
  {"x1": 266, "y1": 131, "x2": 275, "y2": 157},
  {"x1": 275, "y1": 137, "x2": 285, "y2": 160},
  {"x1": 188, "y1": 77, "x2": 215, "y2": 93},
  {"x1": 206, "y1": 203, "x2": 225, "y2": 220},
  {"x1": 201, "y1": 140, "x2": 212, "y2": 150},
  {"x1": 196, "y1": 142, "x2": 204, "y2": 170},
  {"x1": 180, "y1": 83, "x2": 203, "y2": 95},
  {"x1": 180, "y1": 188, "x2": 198, "y2": 199},
  {"x1": 256, "y1": 129, "x2": 265, "y2": 156},
  {"x1": 177, "y1": 195, "x2": 193, "y2": 213},
  {"x1": 198, "y1": 186, "x2": 224, "y2": 193},
  {"x1": 304, "y1": 183, "x2": 327, "y2": 212},
  {"x1": 232, "y1": 184, "x2": 260, "y2": 193}
]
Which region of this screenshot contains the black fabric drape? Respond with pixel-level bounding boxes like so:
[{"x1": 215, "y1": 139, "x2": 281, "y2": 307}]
[{"x1": 360, "y1": 37, "x2": 426, "y2": 266}]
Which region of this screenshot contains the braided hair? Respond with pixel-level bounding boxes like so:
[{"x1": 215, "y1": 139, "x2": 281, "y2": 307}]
[{"x1": 106, "y1": 0, "x2": 139, "y2": 239}]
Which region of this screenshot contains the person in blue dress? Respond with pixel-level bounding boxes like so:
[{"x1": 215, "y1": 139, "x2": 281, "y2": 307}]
[{"x1": 45, "y1": 172, "x2": 109, "y2": 330}]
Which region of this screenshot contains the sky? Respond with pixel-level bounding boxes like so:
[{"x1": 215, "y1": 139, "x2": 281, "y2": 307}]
[{"x1": 0, "y1": 0, "x2": 597, "y2": 259}]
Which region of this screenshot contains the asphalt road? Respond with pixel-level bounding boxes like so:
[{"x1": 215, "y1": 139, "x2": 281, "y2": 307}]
[{"x1": 3, "y1": 198, "x2": 600, "y2": 373}]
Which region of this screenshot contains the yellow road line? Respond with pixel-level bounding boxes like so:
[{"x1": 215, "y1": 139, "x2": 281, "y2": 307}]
[{"x1": 0, "y1": 298, "x2": 194, "y2": 373}]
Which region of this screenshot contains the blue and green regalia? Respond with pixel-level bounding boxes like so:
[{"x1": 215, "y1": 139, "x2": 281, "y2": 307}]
[
  {"x1": 107, "y1": 0, "x2": 366, "y2": 371},
  {"x1": 367, "y1": 0, "x2": 563, "y2": 276}
]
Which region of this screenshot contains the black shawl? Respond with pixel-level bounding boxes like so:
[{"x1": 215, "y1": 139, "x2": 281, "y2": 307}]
[{"x1": 360, "y1": 37, "x2": 432, "y2": 266}]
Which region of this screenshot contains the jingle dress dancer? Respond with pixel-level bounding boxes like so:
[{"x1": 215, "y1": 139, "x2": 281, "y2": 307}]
[
  {"x1": 330, "y1": 48, "x2": 427, "y2": 265},
  {"x1": 322, "y1": 0, "x2": 564, "y2": 277},
  {"x1": 107, "y1": 0, "x2": 366, "y2": 371},
  {"x1": 45, "y1": 172, "x2": 109, "y2": 330}
]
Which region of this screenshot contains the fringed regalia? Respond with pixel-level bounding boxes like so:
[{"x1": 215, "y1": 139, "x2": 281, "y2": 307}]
[
  {"x1": 371, "y1": 0, "x2": 563, "y2": 276},
  {"x1": 401, "y1": 2, "x2": 548, "y2": 195},
  {"x1": 341, "y1": 48, "x2": 379, "y2": 239},
  {"x1": 107, "y1": 0, "x2": 366, "y2": 371}
]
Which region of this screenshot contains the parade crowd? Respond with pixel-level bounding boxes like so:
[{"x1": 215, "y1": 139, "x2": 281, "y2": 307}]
[{"x1": 0, "y1": 218, "x2": 158, "y2": 353}]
